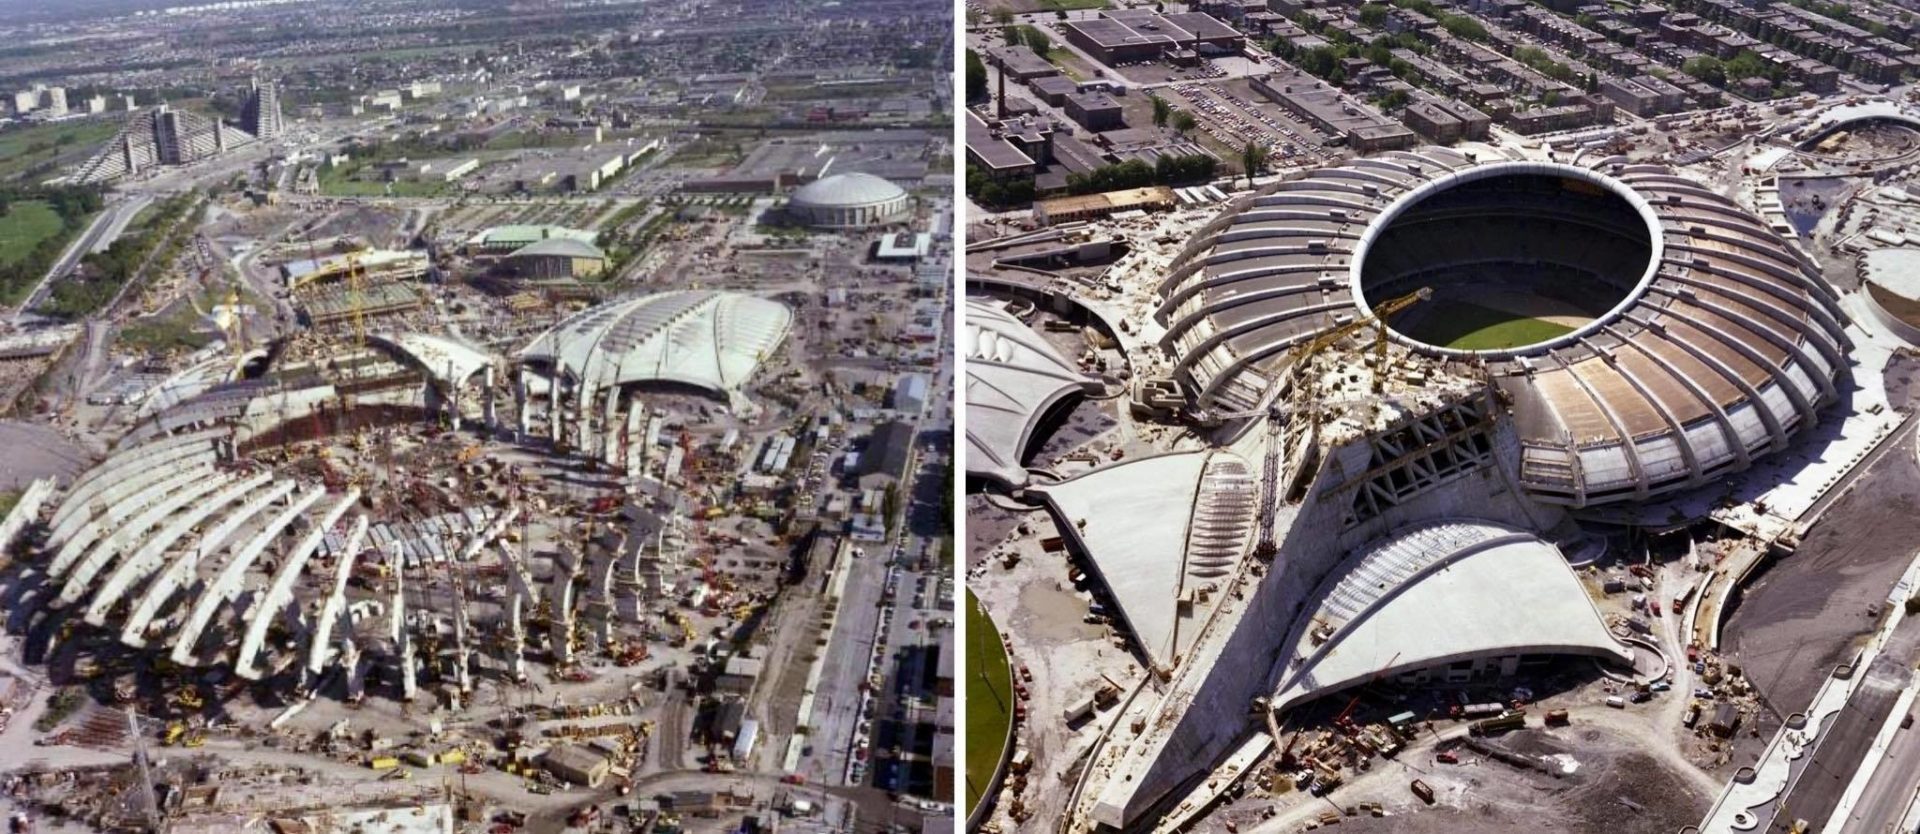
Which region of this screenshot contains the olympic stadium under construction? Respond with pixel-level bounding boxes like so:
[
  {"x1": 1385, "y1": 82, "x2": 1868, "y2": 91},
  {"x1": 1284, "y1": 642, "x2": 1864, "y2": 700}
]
[{"x1": 963, "y1": 145, "x2": 1893, "y2": 834}]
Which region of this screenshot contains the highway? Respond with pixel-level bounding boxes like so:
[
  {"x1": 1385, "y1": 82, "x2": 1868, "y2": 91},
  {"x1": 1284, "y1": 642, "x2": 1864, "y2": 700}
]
[
  {"x1": 1769, "y1": 619, "x2": 1920, "y2": 832},
  {"x1": 1837, "y1": 698, "x2": 1920, "y2": 834},
  {"x1": 15, "y1": 196, "x2": 148, "y2": 319}
]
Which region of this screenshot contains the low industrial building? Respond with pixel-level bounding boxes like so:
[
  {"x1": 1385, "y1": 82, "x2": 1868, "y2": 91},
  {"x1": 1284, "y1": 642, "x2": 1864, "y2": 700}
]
[
  {"x1": 506, "y1": 238, "x2": 608, "y2": 280},
  {"x1": 544, "y1": 745, "x2": 611, "y2": 787},
  {"x1": 1061, "y1": 10, "x2": 1245, "y2": 65},
  {"x1": 1250, "y1": 72, "x2": 1415, "y2": 153},
  {"x1": 1064, "y1": 91, "x2": 1125, "y2": 132},
  {"x1": 1032, "y1": 186, "x2": 1176, "y2": 225},
  {"x1": 465, "y1": 224, "x2": 598, "y2": 257}
]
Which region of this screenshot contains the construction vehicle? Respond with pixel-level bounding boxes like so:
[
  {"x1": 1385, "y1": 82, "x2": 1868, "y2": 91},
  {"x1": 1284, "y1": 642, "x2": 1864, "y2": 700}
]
[
  {"x1": 161, "y1": 724, "x2": 185, "y2": 746},
  {"x1": 1544, "y1": 709, "x2": 1571, "y2": 727},
  {"x1": 367, "y1": 755, "x2": 401, "y2": 770},
  {"x1": 183, "y1": 733, "x2": 205, "y2": 748},
  {"x1": 173, "y1": 686, "x2": 204, "y2": 711},
  {"x1": 674, "y1": 613, "x2": 697, "y2": 646},
  {"x1": 1470, "y1": 710, "x2": 1527, "y2": 736}
]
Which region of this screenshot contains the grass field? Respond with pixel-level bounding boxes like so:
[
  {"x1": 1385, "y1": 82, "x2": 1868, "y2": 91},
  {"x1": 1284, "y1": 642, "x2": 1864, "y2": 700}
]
[
  {"x1": 0, "y1": 120, "x2": 120, "y2": 183},
  {"x1": 0, "y1": 201, "x2": 66, "y2": 265},
  {"x1": 1400, "y1": 298, "x2": 1579, "y2": 351},
  {"x1": 965, "y1": 589, "x2": 1014, "y2": 817}
]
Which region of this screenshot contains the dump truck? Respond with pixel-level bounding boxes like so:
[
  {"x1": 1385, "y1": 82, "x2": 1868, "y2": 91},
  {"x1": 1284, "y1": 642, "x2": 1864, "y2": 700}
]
[{"x1": 367, "y1": 756, "x2": 401, "y2": 771}]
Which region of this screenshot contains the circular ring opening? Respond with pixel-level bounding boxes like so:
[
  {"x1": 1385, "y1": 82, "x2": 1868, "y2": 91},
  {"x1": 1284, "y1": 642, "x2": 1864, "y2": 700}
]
[{"x1": 1350, "y1": 162, "x2": 1664, "y2": 359}]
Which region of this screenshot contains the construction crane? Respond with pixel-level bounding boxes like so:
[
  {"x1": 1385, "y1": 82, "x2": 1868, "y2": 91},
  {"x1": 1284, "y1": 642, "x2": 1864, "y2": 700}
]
[
  {"x1": 1244, "y1": 288, "x2": 1428, "y2": 556},
  {"x1": 1289, "y1": 287, "x2": 1432, "y2": 397},
  {"x1": 344, "y1": 250, "x2": 368, "y2": 350}
]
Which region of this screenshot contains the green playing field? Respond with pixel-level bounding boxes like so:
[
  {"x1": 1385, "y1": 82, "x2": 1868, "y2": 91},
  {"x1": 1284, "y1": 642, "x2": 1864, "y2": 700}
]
[{"x1": 965, "y1": 589, "x2": 1014, "y2": 816}]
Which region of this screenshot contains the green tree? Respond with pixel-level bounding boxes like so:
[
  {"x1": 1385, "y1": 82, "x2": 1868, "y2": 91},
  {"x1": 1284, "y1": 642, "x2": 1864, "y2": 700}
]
[
  {"x1": 1239, "y1": 140, "x2": 1269, "y2": 188},
  {"x1": 1023, "y1": 26, "x2": 1052, "y2": 56},
  {"x1": 1151, "y1": 94, "x2": 1171, "y2": 127},
  {"x1": 1172, "y1": 111, "x2": 1197, "y2": 135},
  {"x1": 1002, "y1": 25, "x2": 1020, "y2": 46},
  {"x1": 1726, "y1": 49, "x2": 1771, "y2": 82},
  {"x1": 1441, "y1": 14, "x2": 1487, "y2": 41},
  {"x1": 1684, "y1": 55, "x2": 1726, "y2": 86},
  {"x1": 965, "y1": 49, "x2": 988, "y2": 103},
  {"x1": 1358, "y1": 3, "x2": 1389, "y2": 27}
]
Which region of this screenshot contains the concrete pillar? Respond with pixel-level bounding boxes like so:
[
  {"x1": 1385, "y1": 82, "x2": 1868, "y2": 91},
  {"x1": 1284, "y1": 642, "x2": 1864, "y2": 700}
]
[
  {"x1": 506, "y1": 593, "x2": 526, "y2": 681},
  {"x1": 343, "y1": 639, "x2": 367, "y2": 702},
  {"x1": 576, "y1": 389, "x2": 595, "y2": 460},
  {"x1": 514, "y1": 369, "x2": 530, "y2": 441},
  {"x1": 549, "y1": 372, "x2": 563, "y2": 444},
  {"x1": 550, "y1": 547, "x2": 580, "y2": 665},
  {"x1": 602, "y1": 392, "x2": 622, "y2": 467},
  {"x1": 483, "y1": 366, "x2": 498, "y2": 433}
]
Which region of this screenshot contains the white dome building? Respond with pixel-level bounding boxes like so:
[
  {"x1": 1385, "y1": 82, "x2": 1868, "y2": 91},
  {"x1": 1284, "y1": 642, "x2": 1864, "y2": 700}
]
[{"x1": 787, "y1": 172, "x2": 910, "y2": 228}]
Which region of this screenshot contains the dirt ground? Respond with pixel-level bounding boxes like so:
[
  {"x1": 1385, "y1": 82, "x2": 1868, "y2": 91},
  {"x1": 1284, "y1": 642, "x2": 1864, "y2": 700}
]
[
  {"x1": 1232, "y1": 725, "x2": 1711, "y2": 834},
  {"x1": 1723, "y1": 430, "x2": 1920, "y2": 756}
]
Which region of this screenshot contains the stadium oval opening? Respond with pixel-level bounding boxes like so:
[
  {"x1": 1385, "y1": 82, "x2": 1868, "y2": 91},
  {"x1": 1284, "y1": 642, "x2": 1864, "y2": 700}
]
[{"x1": 1352, "y1": 165, "x2": 1661, "y2": 357}]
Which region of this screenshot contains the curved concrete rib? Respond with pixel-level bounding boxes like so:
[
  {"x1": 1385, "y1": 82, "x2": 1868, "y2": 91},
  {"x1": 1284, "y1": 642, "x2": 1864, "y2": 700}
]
[
  {"x1": 306, "y1": 515, "x2": 369, "y2": 676},
  {"x1": 171, "y1": 486, "x2": 326, "y2": 667},
  {"x1": 236, "y1": 489, "x2": 359, "y2": 680},
  {"x1": 47, "y1": 461, "x2": 214, "y2": 577},
  {"x1": 122, "y1": 480, "x2": 297, "y2": 648},
  {"x1": 87, "y1": 472, "x2": 275, "y2": 627},
  {"x1": 498, "y1": 541, "x2": 537, "y2": 680},
  {"x1": 49, "y1": 428, "x2": 226, "y2": 534},
  {"x1": 58, "y1": 471, "x2": 243, "y2": 608},
  {"x1": 462, "y1": 507, "x2": 518, "y2": 562}
]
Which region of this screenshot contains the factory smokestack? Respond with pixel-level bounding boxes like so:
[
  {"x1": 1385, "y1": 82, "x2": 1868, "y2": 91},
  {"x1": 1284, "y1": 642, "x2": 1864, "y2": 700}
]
[{"x1": 997, "y1": 49, "x2": 1007, "y2": 120}]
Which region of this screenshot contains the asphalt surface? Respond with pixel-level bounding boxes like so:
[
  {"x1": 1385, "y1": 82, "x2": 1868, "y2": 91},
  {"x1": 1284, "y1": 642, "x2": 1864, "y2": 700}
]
[
  {"x1": 1837, "y1": 696, "x2": 1920, "y2": 833},
  {"x1": 0, "y1": 420, "x2": 88, "y2": 490},
  {"x1": 1766, "y1": 622, "x2": 1920, "y2": 833},
  {"x1": 1726, "y1": 431, "x2": 1920, "y2": 724}
]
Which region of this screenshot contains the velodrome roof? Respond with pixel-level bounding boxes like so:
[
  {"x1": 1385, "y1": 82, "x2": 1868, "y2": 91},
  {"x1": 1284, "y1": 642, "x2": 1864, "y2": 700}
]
[
  {"x1": 517, "y1": 290, "x2": 791, "y2": 398},
  {"x1": 376, "y1": 332, "x2": 495, "y2": 385},
  {"x1": 790, "y1": 172, "x2": 906, "y2": 209},
  {"x1": 963, "y1": 297, "x2": 1103, "y2": 488},
  {"x1": 1272, "y1": 520, "x2": 1633, "y2": 711},
  {"x1": 1157, "y1": 150, "x2": 1850, "y2": 507}
]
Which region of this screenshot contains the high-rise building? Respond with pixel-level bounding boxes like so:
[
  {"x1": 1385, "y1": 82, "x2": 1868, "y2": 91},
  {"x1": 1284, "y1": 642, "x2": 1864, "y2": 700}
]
[
  {"x1": 12, "y1": 89, "x2": 36, "y2": 114},
  {"x1": 241, "y1": 77, "x2": 283, "y2": 139},
  {"x1": 86, "y1": 95, "x2": 106, "y2": 114},
  {"x1": 45, "y1": 87, "x2": 66, "y2": 116}
]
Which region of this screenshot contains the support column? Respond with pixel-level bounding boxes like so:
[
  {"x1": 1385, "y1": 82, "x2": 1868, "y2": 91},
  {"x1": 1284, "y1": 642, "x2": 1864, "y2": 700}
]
[
  {"x1": 483, "y1": 366, "x2": 498, "y2": 434},
  {"x1": 514, "y1": 369, "x2": 530, "y2": 441},
  {"x1": 549, "y1": 371, "x2": 563, "y2": 444}
]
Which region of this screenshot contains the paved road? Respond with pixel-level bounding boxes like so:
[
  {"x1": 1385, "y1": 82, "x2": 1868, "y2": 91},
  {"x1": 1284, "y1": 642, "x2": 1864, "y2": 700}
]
[
  {"x1": 16, "y1": 198, "x2": 144, "y2": 319},
  {"x1": 1837, "y1": 698, "x2": 1920, "y2": 833},
  {"x1": 1769, "y1": 620, "x2": 1920, "y2": 832}
]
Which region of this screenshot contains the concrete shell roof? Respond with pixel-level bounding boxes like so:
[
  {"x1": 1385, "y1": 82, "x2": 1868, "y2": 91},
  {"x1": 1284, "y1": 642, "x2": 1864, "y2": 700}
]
[
  {"x1": 518, "y1": 290, "x2": 791, "y2": 396},
  {"x1": 1158, "y1": 149, "x2": 1850, "y2": 507},
  {"x1": 790, "y1": 172, "x2": 907, "y2": 209},
  {"x1": 1273, "y1": 520, "x2": 1632, "y2": 712},
  {"x1": 509, "y1": 238, "x2": 606, "y2": 260},
  {"x1": 377, "y1": 332, "x2": 495, "y2": 385},
  {"x1": 468, "y1": 225, "x2": 596, "y2": 246},
  {"x1": 964, "y1": 297, "x2": 1102, "y2": 487}
]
